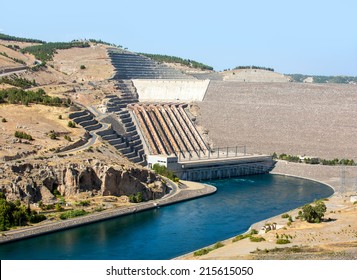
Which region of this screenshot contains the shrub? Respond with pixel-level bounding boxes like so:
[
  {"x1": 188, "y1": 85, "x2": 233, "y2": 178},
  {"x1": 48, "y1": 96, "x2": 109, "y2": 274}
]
[
  {"x1": 49, "y1": 132, "x2": 57, "y2": 140},
  {"x1": 193, "y1": 242, "x2": 224, "y2": 256},
  {"x1": 129, "y1": 192, "x2": 143, "y2": 203},
  {"x1": 58, "y1": 115, "x2": 62, "y2": 120},
  {"x1": 77, "y1": 200, "x2": 90, "y2": 207},
  {"x1": 276, "y1": 239, "x2": 291, "y2": 244},
  {"x1": 1, "y1": 118, "x2": 7, "y2": 123},
  {"x1": 232, "y1": 234, "x2": 248, "y2": 242},
  {"x1": 213, "y1": 242, "x2": 224, "y2": 249},
  {"x1": 55, "y1": 203, "x2": 63, "y2": 212},
  {"x1": 80, "y1": 65, "x2": 86, "y2": 69},
  {"x1": 249, "y1": 236, "x2": 265, "y2": 242},
  {"x1": 250, "y1": 229, "x2": 258, "y2": 235},
  {"x1": 152, "y1": 163, "x2": 179, "y2": 182},
  {"x1": 67, "y1": 121, "x2": 76, "y2": 128},
  {"x1": 64, "y1": 135, "x2": 72, "y2": 141},
  {"x1": 14, "y1": 131, "x2": 33, "y2": 141},
  {"x1": 29, "y1": 213, "x2": 46, "y2": 223},
  {"x1": 194, "y1": 248, "x2": 211, "y2": 256},
  {"x1": 59, "y1": 209, "x2": 87, "y2": 220},
  {"x1": 281, "y1": 213, "x2": 289, "y2": 218}
]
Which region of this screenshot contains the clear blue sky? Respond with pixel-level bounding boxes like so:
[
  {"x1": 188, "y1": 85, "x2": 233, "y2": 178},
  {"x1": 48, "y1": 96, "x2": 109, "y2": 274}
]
[{"x1": 1, "y1": 0, "x2": 356, "y2": 75}]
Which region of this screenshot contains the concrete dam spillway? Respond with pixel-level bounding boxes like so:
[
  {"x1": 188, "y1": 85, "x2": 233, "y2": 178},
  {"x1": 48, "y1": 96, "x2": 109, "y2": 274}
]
[{"x1": 70, "y1": 49, "x2": 276, "y2": 180}]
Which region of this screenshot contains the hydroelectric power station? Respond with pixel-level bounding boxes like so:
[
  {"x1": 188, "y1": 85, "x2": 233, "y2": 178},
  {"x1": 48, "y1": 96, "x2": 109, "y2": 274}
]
[{"x1": 70, "y1": 49, "x2": 276, "y2": 180}]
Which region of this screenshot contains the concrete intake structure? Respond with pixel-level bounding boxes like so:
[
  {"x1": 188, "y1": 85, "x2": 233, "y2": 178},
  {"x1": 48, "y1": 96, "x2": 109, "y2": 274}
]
[{"x1": 132, "y1": 79, "x2": 210, "y2": 102}]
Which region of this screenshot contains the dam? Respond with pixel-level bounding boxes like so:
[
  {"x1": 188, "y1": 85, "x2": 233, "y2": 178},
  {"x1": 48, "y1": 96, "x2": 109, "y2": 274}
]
[{"x1": 70, "y1": 49, "x2": 276, "y2": 179}]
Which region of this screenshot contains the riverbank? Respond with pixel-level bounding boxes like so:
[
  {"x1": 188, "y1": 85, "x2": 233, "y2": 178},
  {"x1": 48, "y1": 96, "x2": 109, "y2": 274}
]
[
  {"x1": 0, "y1": 180, "x2": 216, "y2": 244},
  {"x1": 177, "y1": 161, "x2": 357, "y2": 260}
]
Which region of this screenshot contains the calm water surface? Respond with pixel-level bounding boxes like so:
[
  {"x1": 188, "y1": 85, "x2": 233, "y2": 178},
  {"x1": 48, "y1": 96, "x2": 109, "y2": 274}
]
[{"x1": 0, "y1": 174, "x2": 333, "y2": 260}]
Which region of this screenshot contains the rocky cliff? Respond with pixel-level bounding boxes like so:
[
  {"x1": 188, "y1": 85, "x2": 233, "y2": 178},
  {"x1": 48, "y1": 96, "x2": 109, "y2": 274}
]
[{"x1": 0, "y1": 159, "x2": 167, "y2": 203}]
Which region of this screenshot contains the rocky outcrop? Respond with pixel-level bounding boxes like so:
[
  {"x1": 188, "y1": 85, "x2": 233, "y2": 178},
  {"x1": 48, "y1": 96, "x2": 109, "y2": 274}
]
[
  {"x1": 102, "y1": 168, "x2": 152, "y2": 199},
  {"x1": 0, "y1": 160, "x2": 167, "y2": 203}
]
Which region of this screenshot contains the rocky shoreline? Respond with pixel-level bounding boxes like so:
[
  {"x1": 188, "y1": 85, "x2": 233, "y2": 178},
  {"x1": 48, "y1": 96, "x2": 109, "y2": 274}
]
[{"x1": 0, "y1": 181, "x2": 216, "y2": 244}]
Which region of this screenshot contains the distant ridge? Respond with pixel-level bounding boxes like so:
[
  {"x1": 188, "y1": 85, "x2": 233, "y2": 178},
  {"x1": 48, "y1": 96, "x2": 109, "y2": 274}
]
[
  {"x1": 288, "y1": 74, "x2": 357, "y2": 84},
  {"x1": 222, "y1": 69, "x2": 291, "y2": 83}
]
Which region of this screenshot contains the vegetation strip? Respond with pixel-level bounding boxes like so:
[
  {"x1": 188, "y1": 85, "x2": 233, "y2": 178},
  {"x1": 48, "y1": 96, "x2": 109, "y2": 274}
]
[{"x1": 0, "y1": 184, "x2": 216, "y2": 244}]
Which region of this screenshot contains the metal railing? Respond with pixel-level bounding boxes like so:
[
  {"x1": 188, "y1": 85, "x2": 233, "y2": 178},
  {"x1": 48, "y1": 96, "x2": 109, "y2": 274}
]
[{"x1": 178, "y1": 146, "x2": 247, "y2": 162}]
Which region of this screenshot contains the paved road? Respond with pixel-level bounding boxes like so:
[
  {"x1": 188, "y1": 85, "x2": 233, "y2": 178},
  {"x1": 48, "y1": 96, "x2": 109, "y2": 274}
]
[{"x1": 0, "y1": 67, "x2": 28, "y2": 77}]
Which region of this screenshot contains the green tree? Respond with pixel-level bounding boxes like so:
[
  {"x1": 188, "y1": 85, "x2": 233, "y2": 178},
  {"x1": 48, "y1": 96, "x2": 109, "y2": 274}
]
[
  {"x1": 68, "y1": 121, "x2": 76, "y2": 128},
  {"x1": 300, "y1": 201, "x2": 327, "y2": 223},
  {"x1": 0, "y1": 198, "x2": 12, "y2": 231}
]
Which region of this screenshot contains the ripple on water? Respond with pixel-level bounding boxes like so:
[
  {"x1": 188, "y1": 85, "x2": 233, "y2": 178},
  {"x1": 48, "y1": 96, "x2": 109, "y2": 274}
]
[{"x1": 0, "y1": 174, "x2": 333, "y2": 260}]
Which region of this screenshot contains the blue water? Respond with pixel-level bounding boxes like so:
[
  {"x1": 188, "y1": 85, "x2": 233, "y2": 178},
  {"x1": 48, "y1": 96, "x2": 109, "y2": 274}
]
[{"x1": 0, "y1": 174, "x2": 333, "y2": 260}]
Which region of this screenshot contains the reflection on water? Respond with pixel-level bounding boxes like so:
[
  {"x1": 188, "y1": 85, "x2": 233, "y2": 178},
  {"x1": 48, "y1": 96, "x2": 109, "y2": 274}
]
[{"x1": 0, "y1": 174, "x2": 333, "y2": 260}]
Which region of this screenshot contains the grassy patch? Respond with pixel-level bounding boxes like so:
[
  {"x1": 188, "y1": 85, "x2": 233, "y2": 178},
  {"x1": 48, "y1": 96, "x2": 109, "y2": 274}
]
[
  {"x1": 59, "y1": 209, "x2": 87, "y2": 220},
  {"x1": 193, "y1": 242, "x2": 225, "y2": 256},
  {"x1": 250, "y1": 236, "x2": 266, "y2": 242},
  {"x1": 276, "y1": 239, "x2": 291, "y2": 244}
]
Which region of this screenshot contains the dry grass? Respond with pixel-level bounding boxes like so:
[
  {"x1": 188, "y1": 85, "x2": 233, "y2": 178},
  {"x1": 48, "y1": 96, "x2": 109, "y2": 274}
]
[
  {"x1": 52, "y1": 44, "x2": 114, "y2": 81},
  {"x1": 0, "y1": 104, "x2": 85, "y2": 157}
]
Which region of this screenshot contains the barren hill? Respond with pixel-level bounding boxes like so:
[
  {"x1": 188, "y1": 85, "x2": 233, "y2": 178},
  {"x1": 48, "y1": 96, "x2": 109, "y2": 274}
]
[{"x1": 222, "y1": 69, "x2": 292, "y2": 83}]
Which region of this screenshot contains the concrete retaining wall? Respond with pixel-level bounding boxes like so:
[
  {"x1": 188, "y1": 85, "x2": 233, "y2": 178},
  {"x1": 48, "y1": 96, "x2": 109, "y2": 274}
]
[{"x1": 132, "y1": 79, "x2": 210, "y2": 102}]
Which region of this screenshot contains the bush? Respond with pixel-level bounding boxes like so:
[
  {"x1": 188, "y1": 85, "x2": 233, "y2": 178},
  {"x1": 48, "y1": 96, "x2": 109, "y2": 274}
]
[
  {"x1": 193, "y1": 242, "x2": 224, "y2": 256},
  {"x1": 14, "y1": 131, "x2": 33, "y2": 140},
  {"x1": 232, "y1": 234, "x2": 248, "y2": 242},
  {"x1": 1, "y1": 118, "x2": 7, "y2": 123},
  {"x1": 152, "y1": 163, "x2": 179, "y2": 182},
  {"x1": 129, "y1": 192, "x2": 143, "y2": 203},
  {"x1": 77, "y1": 200, "x2": 90, "y2": 207},
  {"x1": 59, "y1": 209, "x2": 87, "y2": 220},
  {"x1": 250, "y1": 229, "x2": 258, "y2": 235},
  {"x1": 194, "y1": 248, "x2": 211, "y2": 256},
  {"x1": 55, "y1": 203, "x2": 63, "y2": 212},
  {"x1": 29, "y1": 213, "x2": 46, "y2": 223},
  {"x1": 249, "y1": 236, "x2": 265, "y2": 242},
  {"x1": 213, "y1": 242, "x2": 224, "y2": 249},
  {"x1": 67, "y1": 121, "x2": 76, "y2": 128},
  {"x1": 281, "y1": 213, "x2": 289, "y2": 218},
  {"x1": 64, "y1": 135, "x2": 72, "y2": 142},
  {"x1": 49, "y1": 132, "x2": 57, "y2": 140},
  {"x1": 80, "y1": 65, "x2": 86, "y2": 69},
  {"x1": 276, "y1": 239, "x2": 291, "y2": 244}
]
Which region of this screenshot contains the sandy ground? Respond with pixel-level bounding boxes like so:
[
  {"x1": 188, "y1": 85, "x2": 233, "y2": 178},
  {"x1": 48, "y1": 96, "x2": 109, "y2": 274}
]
[
  {"x1": 53, "y1": 44, "x2": 114, "y2": 82},
  {"x1": 179, "y1": 161, "x2": 357, "y2": 260}
]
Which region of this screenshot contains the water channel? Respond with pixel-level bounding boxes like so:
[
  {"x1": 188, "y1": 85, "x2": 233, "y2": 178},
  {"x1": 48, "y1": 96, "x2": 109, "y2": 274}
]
[{"x1": 0, "y1": 174, "x2": 333, "y2": 260}]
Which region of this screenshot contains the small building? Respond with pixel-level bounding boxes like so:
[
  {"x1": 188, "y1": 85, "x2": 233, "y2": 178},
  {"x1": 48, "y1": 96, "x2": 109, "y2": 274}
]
[{"x1": 147, "y1": 154, "x2": 181, "y2": 170}]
